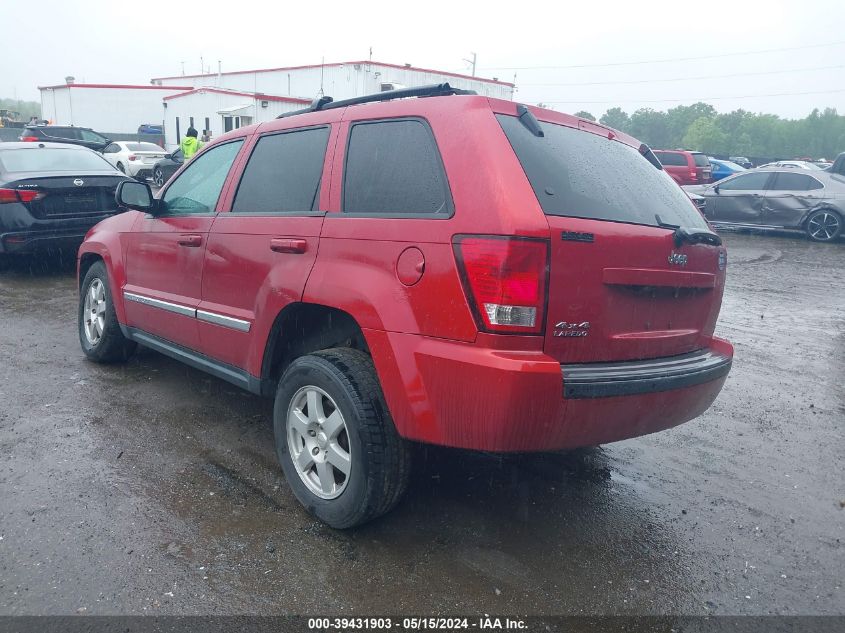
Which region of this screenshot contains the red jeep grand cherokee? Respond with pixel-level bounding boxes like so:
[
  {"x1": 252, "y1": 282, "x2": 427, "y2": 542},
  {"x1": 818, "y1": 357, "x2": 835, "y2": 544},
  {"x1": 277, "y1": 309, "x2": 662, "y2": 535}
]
[{"x1": 77, "y1": 84, "x2": 732, "y2": 528}]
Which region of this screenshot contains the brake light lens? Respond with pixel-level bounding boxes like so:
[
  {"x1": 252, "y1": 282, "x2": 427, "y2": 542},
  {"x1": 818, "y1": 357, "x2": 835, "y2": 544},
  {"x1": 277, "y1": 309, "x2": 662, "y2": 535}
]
[
  {"x1": 0, "y1": 188, "x2": 44, "y2": 204},
  {"x1": 453, "y1": 235, "x2": 549, "y2": 334},
  {"x1": 128, "y1": 154, "x2": 138, "y2": 161},
  {"x1": 20, "y1": 136, "x2": 39, "y2": 142}
]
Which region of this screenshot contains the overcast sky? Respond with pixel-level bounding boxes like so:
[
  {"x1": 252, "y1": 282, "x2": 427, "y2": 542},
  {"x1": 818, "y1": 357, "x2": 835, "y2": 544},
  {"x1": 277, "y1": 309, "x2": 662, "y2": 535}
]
[{"x1": 2, "y1": 0, "x2": 843, "y2": 119}]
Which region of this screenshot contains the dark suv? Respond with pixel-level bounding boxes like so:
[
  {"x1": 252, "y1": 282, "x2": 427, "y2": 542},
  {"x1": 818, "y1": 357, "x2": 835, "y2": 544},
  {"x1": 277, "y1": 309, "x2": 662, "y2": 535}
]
[
  {"x1": 20, "y1": 125, "x2": 111, "y2": 152},
  {"x1": 77, "y1": 85, "x2": 733, "y2": 528}
]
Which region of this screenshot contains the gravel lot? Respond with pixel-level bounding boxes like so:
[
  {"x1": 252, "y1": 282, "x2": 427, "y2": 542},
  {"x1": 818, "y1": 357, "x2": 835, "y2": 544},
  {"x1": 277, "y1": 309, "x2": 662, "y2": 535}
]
[{"x1": 0, "y1": 231, "x2": 842, "y2": 616}]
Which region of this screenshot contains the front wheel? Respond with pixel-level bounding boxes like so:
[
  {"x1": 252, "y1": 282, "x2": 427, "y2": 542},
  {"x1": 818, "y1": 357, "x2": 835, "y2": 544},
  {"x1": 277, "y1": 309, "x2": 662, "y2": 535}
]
[
  {"x1": 806, "y1": 209, "x2": 842, "y2": 242},
  {"x1": 274, "y1": 348, "x2": 411, "y2": 529},
  {"x1": 78, "y1": 261, "x2": 136, "y2": 363}
]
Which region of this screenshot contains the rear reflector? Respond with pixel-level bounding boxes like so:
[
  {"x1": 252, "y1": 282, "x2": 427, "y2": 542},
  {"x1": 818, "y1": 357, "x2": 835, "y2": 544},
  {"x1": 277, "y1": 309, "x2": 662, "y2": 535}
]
[
  {"x1": 0, "y1": 188, "x2": 44, "y2": 204},
  {"x1": 453, "y1": 235, "x2": 549, "y2": 334}
]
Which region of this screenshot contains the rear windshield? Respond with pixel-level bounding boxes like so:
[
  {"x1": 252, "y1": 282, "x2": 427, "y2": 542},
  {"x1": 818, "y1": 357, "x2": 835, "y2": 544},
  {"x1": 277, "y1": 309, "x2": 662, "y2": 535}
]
[
  {"x1": 692, "y1": 153, "x2": 710, "y2": 167},
  {"x1": 497, "y1": 115, "x2": 709, "y2": 230},
  {"x1": 0, "y1": 148, "x2": 115, "y2": 172},
  {"x1": 126, "y1": 142, "x2": 164, "y2": 152}
]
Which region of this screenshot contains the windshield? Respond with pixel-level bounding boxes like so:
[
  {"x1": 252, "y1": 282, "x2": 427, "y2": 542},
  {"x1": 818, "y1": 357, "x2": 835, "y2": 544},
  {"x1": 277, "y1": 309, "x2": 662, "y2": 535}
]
[
  {"x1": 0, "y1": 148, "x2": 115, "y2": 172},
  {"x1": 497, "y1": 114, "x2": 709, "y2": 230},
  {"x1": 126, "y1": 142, "x2": 164, "y2": 152}
]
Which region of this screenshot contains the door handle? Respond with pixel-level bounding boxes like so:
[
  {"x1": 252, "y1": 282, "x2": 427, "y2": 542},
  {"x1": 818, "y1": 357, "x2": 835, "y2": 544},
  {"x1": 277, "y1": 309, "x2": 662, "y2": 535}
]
[
  {"x1": 270, "y1": 238, "x2": 308, "y2": 254},
  {"x1": 177, "y1": 234, "x2": 203, "y2": 247}
]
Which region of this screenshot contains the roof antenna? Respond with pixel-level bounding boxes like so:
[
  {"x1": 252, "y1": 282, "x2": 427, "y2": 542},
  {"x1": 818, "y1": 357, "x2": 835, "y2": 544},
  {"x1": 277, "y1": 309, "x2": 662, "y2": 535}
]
[
  {"x1": 318, "y1": 56, "x2": 325, "y2": 97},
  {"x1": 369, "y1": 46, "x2": 373, "y2": 62}
]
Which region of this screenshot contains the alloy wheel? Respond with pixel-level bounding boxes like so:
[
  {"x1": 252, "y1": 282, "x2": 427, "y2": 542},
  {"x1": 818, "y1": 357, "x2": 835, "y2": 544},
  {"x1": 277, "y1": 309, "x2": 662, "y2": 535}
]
[
  {"x1": 83, "y1": 279, "x2": 106, "y2": 346},
  {"x1": 808, "y1": 212, "x2": 840, "y2": 242},
  {"x1": 153, "y1": 168, "x2": 163, "y2": 187},
  {"x1": 287, "y1": 386, "x2": 351, "y2": 499}
]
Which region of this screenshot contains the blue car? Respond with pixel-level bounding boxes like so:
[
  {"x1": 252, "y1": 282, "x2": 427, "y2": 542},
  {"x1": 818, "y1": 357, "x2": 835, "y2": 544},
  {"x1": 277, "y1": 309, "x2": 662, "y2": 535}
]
[{"x1": 708, "y1": 158, "x2": 746, "y2": 181}]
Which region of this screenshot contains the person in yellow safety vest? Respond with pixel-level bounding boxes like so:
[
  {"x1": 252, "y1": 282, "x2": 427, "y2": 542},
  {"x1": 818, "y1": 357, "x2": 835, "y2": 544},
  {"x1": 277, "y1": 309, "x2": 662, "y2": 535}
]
[{"x1": 180, "y1": 127, "x2": 203, "y2": 160}]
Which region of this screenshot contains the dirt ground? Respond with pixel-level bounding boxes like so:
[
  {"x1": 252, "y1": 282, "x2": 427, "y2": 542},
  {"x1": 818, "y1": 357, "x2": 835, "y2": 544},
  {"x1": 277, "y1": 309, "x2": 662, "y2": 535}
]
[{"x1": 0, "y1": 230, "x2": 842, "y2": 616}]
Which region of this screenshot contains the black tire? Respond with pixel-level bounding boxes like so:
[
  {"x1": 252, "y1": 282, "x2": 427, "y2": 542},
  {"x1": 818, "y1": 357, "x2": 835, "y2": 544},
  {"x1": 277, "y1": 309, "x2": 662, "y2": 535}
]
[
  {"x1": 153, "y1": 167, "x2": 164, "y2": 188},
  {"x1": 116, "y1": 162, "x2": 126, "y2": 174},
  {"x1": 274, "y1": 348, "x2": 411, "y2": 529},
  {"x1": 806, "y1": 209, "x2": 842, "y2": 242},
  {"x1": 78, "y1": 261, "x2": 136, "y2": 363}
]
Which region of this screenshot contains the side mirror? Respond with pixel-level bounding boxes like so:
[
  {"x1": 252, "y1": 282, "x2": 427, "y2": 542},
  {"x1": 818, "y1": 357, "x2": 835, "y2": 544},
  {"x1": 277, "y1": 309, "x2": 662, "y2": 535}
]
[
  {"x1": 164, "y1": 153, "x2": 172, "y2": 160},
  {"x1": 713, "y1": 184, "x2": 720, "y2": 194},
  {"x1": 116, "y1": 180, "x2": 155, "y2": 212}
]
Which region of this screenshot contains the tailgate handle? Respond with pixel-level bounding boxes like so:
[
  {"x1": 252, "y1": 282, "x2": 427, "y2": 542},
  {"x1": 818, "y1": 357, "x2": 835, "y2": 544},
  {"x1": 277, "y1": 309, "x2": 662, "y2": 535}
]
[
  {"x1": 603, "y1": 268, "x2": 715, "y2": 289},
  {"x1": 270, "y1": 238, "x2": 308, "y2": 254},
  {"x1": 177, "y1": 234, "x2": 203, "y2": 247}
]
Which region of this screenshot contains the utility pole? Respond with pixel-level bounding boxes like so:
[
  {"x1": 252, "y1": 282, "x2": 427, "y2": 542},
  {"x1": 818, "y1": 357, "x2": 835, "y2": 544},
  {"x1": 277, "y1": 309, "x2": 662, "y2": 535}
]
[{"x1": 463, "y1": 52, "x2": 477, "y2": 76}]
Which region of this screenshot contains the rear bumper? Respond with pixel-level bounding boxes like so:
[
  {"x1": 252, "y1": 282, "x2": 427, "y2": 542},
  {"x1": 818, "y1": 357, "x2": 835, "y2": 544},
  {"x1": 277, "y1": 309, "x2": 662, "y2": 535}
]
[
  {"x1": 562, "y1": 349, "x2": 731, "y2": 399},
  {"x1": 367, "y1": 330, "x2": 733, "y2": 452},
  {"x1": 0, "y1": 229, "x2": 90, "y2": 254}
]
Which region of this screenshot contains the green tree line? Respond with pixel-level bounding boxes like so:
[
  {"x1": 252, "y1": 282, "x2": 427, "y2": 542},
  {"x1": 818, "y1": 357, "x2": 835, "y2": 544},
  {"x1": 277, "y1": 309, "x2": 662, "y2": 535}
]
[
  {"x1": 571, "y1": 104, "x2": 845, "y2": 160},
  {"x1": 0, "y1": 98, "x2": 40, "y2": 121}
]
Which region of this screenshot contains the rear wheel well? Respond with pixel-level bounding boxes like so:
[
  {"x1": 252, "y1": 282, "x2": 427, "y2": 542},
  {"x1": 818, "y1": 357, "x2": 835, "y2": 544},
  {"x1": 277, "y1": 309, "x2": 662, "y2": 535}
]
[
  {"x1": 261, "y1": 303, "x2": 370, "y2": 397},
  {"x1": 78, "y1": 253, "x2": 103, "y2": 289}
]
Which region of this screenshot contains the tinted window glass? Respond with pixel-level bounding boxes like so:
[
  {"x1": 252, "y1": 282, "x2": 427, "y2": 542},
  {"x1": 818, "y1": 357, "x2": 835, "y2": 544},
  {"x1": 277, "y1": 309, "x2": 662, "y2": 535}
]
[
  {"x1": 692, "y1": 153, "x2": 710, "y2": 167},
  {"x1": 497, "y1": 115, "x2": 709, "y2": 229},
  {"x1": 79, "y1": 129, "x2": 107, "y2": 143},
  {"x1": 655, "y1": 151, "x2": 687, "y2": 166},
  {"x1": 343, "y1": 119, "x2": 451, "y2": 215},
  {"x1": 232, "y1": 127, "x2": 329, "y2": 213},
  {"x1": 770, "y1": 173, "x2": 806, "y2": 191},
  {"x1": 126, "y1": 142, "x2": 164, "y2": 152},
  {"x1": 717, "y1": 172, "x2": 771, "y2": 191},
  {"x1": 0, "y1": 147, "x2": 114, "y2": 172},
  {"x1": 162, "y1": 140, "x2": 242, "y2": 214},
  {"x1": 45, "y1": 128, "x2": 78, "y2": 140}
]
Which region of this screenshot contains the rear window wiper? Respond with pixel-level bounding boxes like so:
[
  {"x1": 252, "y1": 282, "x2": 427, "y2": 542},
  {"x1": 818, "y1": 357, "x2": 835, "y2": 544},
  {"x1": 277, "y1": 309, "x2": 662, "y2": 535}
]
[{"x1": 655, "y1": 214, "x2": 722, "y2": 247}]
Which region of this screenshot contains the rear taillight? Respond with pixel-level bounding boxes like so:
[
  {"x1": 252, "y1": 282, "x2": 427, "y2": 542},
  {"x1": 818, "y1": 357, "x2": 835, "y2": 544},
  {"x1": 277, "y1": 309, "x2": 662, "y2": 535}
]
[
  {"x1": 0, "y1": 188, "x2": 44, "y2": 204},
  {"x1": 128, "y1": 154, "x2": 138, "y2": 161},
  {"x1": 453, "y1": 235, "x2": 549, "y2": 335},
  {"x1": 20, "y1": 136, "x2": 39, "y2": 142}
]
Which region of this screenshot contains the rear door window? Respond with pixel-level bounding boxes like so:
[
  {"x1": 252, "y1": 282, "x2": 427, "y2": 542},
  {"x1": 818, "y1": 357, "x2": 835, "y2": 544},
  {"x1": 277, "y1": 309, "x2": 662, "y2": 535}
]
[
  {"x1": 717, "y1": 172, "x2": 772, "y2": 191},
  {"x1": 343, "y1": 118, "x2": 452, "y2": 216},
  {"x1": 232, "y1": 126, "x2": 330, "y2": 213},
  {"x1": 497, "y1": 115, "x2": 709, "y2": 229},
  {"x1": 770, "y1": 172, "x2": 823, "y2": 191}
]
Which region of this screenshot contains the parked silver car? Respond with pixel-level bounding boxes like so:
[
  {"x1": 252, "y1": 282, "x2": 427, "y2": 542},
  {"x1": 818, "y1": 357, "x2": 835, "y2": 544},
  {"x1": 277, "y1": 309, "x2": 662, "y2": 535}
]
[{"x1": 685, "y1": 169, "x2": 844, "y2": 242}]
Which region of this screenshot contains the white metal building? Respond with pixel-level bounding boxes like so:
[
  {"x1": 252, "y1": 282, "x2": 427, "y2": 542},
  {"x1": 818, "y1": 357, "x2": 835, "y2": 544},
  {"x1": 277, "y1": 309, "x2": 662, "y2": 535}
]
[
  {"x1": 151, "y1": 60, "x2": 514, "y2": 102},
  {"x1": 162, "y1": 88, "x2": 310, "y2": 149},
  {"x1": 38, "y1": 60, "x2": 515, "y2": 149},
  {"x1": 38, "y1": 83, "x2": 191, "y2": 133}
]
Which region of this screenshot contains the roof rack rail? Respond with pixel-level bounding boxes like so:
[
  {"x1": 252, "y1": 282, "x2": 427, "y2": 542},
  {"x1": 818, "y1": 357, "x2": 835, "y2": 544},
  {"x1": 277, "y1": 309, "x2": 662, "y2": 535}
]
[{"x1": 276, "y1": 83, "x2": 476, "y2": 119}]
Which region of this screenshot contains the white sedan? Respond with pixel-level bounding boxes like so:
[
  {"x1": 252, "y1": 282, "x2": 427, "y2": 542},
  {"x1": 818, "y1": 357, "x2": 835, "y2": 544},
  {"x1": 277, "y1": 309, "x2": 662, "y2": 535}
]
[
  {"x1": 757, "y1": 160, "x2": 823, "y2": 170},
  {"x1": 102, "y1": 141, "x2": 167, "y2": 181}
]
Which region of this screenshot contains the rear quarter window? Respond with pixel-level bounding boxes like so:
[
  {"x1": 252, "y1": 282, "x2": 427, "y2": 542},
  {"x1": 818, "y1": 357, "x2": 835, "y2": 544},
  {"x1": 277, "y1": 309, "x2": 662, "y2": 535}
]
[
  {"x1": 343, "y1": 118, "x2": 452, "y2": 216},
  {"x1": 693, "y1": 154, "x2": 710, "y2": 167},
  {"x1": 497, "y1": 114, "x2": 709, "y2": 230}
]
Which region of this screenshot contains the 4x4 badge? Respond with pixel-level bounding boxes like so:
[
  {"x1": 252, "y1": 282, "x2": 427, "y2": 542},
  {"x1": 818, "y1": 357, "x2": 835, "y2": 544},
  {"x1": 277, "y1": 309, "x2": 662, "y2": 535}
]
[
  {"x1": 554, "y1": 321, "x2": 590, "y2": 337},
  {"x1": 668, "y1": 252, "x2": 687, "y2": 266}
]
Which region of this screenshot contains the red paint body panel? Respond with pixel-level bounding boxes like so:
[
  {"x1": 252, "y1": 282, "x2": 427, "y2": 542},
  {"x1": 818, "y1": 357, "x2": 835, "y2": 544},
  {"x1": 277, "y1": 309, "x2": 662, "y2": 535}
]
[{"x1": 80, "y1": 94, "x2": 733, "y2": 453}]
